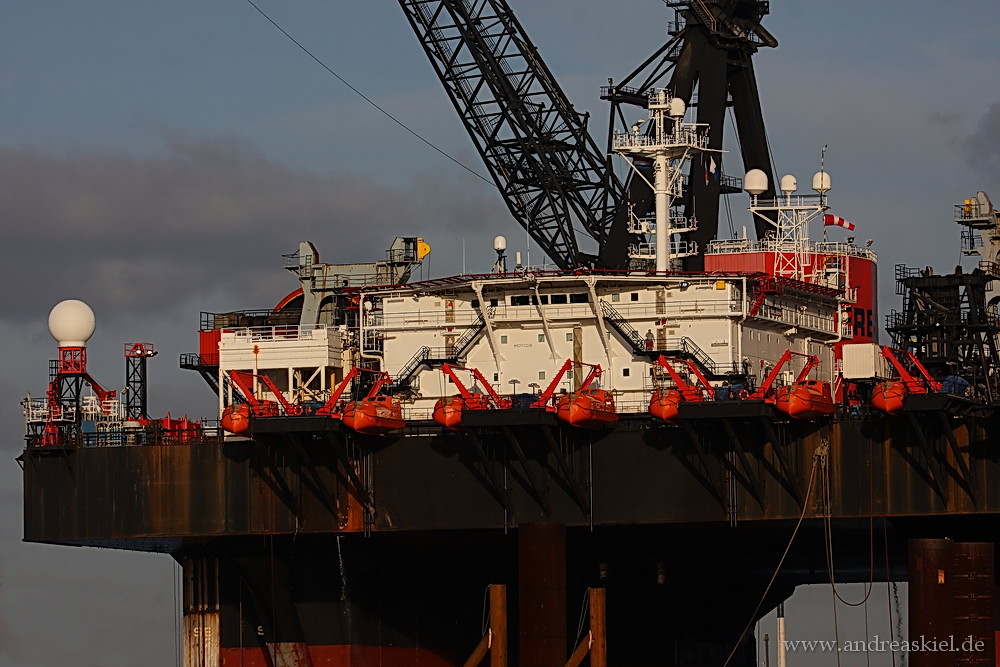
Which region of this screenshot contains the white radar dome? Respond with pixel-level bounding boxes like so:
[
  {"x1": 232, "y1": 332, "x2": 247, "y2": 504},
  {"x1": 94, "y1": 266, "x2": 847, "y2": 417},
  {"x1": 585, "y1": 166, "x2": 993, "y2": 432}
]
[
  {"x1": 812, "y1": 171, "x2": 832, "y2": 194},
  {"x1": 48, "y1": 299, "x2": 96, "y2": 347},
  {"x1": 494, "y1": 235, "x2": 507, "y2": 252},
  {"x1": 779, "y1": 174, "x2": 798, "y2": 194},
  {"x1": 744, "y1": 169, "x2": 769, "y2": 196},
  {"x1": 668, "y1": 98, "x2": 686, "y2": 118}
]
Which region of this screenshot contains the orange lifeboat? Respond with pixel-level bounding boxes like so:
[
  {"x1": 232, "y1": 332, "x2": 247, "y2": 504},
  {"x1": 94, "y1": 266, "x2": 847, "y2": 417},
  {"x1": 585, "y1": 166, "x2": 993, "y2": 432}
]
[
  {"x1": 649, "y1": 388, "x2": 683, "y2": 424},
  {"x1": 555, "y1": 388, "x2": 618, "y2": 429},
  {"x1": 341, "y1": 395, "x2": 405, "y2": 435},
  {"x1": 220, "y1": 404, "x2": 252, "y2": 435},
  {"x1": 871, "y1": 380, "x2": 906, "y2": 415},
  {"x1": 432, "y1": 394, "x2": 491, "y2": 431},
  {"x1": 774, "y1": 380, "x2": 835, "y2": 420}
]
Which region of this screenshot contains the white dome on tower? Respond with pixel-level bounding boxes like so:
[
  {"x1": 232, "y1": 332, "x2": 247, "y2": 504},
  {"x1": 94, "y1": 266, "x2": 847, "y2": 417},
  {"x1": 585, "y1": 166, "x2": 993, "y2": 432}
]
[
  {"x1": 779, "y1": 174, "x2": 798, "y2": 194},
  {"x1": 494, "y1": 235, "x2": 507, "y2": 252},
  {"x1": 812, "y1": 171, "x2": 832, "y2": 194},
  {"x1": 48, "y1": 299, "x2": 96, "y2": 347},
  {"x1": 744, "y1": 169, "x2": 769, "y2": 196}
]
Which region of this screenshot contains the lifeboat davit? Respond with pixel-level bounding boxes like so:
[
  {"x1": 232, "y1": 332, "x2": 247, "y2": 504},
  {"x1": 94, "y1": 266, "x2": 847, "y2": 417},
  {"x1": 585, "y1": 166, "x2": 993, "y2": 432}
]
[
  {"x1": 555, "y1": 389, "x2": 618, "y2": 429},
  {"x1": 774, "y1": 380, "x2": 835, "y2": 420},
  {"x1": 871, "y1": 380, "x2": 906, "y2": 415},
  {"x1": 220, "y1": 404, "x2": 251, "y2": 435},
  {"x1": 341, "y1": 395, "x2": 405, "y2": 435},
  {"x1": 649, "y1": 389, "x2": 683, "y2": 424},
  {"x1": 432, "y1": 395, "x2": 492, "y2": 431}
]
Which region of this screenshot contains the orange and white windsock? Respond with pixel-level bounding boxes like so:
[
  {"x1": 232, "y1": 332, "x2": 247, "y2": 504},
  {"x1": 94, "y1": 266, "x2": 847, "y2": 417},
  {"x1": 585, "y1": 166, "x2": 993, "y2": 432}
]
[{"x1": 823, "y1": 214, "x2": 856, "y2": 231}]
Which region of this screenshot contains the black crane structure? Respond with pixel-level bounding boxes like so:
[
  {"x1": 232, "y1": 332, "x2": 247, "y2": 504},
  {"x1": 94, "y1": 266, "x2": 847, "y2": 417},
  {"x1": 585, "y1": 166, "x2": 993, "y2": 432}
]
[{"x1": 398, "y1": 0, "x2": 777, "y2": 271}]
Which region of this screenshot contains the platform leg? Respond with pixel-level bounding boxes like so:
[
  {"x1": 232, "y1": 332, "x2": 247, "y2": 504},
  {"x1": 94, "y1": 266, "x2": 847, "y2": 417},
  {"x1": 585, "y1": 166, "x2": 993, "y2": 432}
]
[
  {"x1": 183, "y1": 557, "x2": 220, "y2": 667},
  {"x1": 909, "y1": 538, "x2": 955, "y2": 667},
  {"x1": 519, "y1": 523, "x2": 566, "y2": 667}
]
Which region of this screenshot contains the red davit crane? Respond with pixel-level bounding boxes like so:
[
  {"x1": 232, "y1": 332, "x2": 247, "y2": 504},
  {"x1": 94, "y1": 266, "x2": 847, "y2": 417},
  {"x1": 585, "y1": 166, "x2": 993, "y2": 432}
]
[
  {"x1": 649, "y1": 355, "x2": 715, "y2": 423},
  {"x1": 526, "y1": 360, "x2": 617, "y2": 429},
  {"x1": 317, "y1": 367, "x2": 404, "y2": 436},
  {"x1": 872, "y1": 345, "x2": 942, "y2": 415},
  {"x1": 433, "y1": 363, "x2": 510, "y2": 431}
]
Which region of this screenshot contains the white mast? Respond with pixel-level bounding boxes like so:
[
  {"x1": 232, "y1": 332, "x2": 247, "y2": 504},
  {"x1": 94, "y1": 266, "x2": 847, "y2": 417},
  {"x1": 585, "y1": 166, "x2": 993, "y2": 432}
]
[{"x1": 613, "y1": 89, "x2": 713, "y2": 271}]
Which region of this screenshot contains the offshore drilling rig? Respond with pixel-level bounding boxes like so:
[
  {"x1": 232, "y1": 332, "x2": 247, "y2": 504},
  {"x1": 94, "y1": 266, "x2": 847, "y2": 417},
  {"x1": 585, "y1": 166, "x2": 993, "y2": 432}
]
[{"x1": 19, "y1": 2, "x2": 1000, "y2": 666}]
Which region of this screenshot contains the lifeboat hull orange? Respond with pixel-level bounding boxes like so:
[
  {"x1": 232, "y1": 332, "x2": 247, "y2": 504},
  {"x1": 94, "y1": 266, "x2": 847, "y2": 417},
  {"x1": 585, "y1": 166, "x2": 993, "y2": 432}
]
[
  {"x1": 556, "y1": 390, "x2": 618, "y2": 429},
  {"x1": 433, "y1": 396, "x2": 464, "y2": 430},
  {"x1": 220, "y1": 404, "x2": 251, "y2": 435},
  {"x1": 433, "y1": 394, "x2": 492, "y2": 430},
  {"x1": 872, "y1": 381, "x2": 905, "y2": 415},
  {"x1": 342, "y1": 397, "x2": 405, "y2": 435},
  {"x1": 649, "y1": 389, "x2": 682, "y2": 424},
  {"x1": 774, "y1": 382, "x2": 835, "y2": 420}
]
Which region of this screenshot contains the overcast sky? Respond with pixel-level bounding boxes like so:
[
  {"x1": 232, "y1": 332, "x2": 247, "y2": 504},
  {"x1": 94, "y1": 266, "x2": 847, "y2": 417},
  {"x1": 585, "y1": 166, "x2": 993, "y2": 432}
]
[{"x1": 1, "y1": 1, "x2": 998, "y2": 665}]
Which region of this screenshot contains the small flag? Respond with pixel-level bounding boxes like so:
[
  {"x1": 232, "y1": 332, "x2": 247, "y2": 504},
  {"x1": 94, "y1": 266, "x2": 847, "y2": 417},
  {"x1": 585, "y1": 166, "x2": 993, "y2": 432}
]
[
  {"x1": 824, "y1": 214, "x2": 856, "y2": 231},
  {"x1": 705, "y1": 156, "x2": 718, "y2": 185}
]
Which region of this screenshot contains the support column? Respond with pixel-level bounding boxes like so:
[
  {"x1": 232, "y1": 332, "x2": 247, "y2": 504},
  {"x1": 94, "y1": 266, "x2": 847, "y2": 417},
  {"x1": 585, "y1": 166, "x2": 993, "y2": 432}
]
[
  {"x1": 909, "y1": 539, "x2": 955, "y2": 667},
  {"x1": 183, "y1": 557, "x2": 220, "y2": 667},
  {"x1": 953, "y1": 543, "x2": 994, "y2": 667},
  {"x1": 235, "y1": 554, "x2": 314, "y2": 667},
  {"x1": 518, "y1": 523, "x2": 566, "y2": 667}
]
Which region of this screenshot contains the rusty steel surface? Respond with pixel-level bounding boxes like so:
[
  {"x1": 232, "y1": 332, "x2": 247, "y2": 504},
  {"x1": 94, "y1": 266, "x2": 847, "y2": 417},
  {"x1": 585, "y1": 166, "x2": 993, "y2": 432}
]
[
  {"x1": 518, "y1": 524, "x2": 566, "y2": 667},
  {"x1": 952, "y1": 543, "x2": 994, "y2": 667},
  {"x1": 20, "y1": 413, "x2": 1000, "y2": 548},
  {"x1": 909, "y1": 539, "x2": 956, "y2": 667}
]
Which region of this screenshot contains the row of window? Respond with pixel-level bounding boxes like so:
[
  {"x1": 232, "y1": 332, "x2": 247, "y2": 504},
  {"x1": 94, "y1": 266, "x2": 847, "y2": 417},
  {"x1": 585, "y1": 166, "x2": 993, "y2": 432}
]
[
  {"x1": 471, "y1": 292, "x2": 643, "y2": 308},
  {"x1": 498, "y1": 332, "x2": 577, "y2": 344},
  {"x1": 472, "y1": 366, "x2": 633, "y2": 383}
]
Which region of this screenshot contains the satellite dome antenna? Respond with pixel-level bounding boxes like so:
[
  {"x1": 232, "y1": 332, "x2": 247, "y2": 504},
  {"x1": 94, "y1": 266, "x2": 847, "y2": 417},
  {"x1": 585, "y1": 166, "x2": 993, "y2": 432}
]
[
  {"x1": 493, "y1": 235, "x2": 508, "y2": 273},
  {"x1": 49, "y1": 299, "x2": 96, "y2": 348}
]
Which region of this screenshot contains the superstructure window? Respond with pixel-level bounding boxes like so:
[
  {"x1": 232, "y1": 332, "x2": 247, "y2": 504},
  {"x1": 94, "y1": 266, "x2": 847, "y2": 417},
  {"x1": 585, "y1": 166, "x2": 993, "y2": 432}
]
[
  {"x1": 539, "y1": 295, "x2": 549, "y2": 305},
  {"x1": 631, "y1": 293, "x2": 639, "y2": 301},
  {"x1": 612, "y1": 293, "x2": 620, "y2": 302},
  {"x1": 551, "y1": 294, "x2": 568, "y2": 305},
  {"x1": 537, "y1": 333, "x2": 546, "y2": 343},
  {"x1": 511, "y1": 295, "x2": 531, "y2": 306},
  {"x1": 569, "y1": 293, "x2": 589, "y2": 304},
  {"x1": 622, "y1": 368, "x2": 631, "y2": 377},
  {"x1": 565, "y1": 332, "x2": 574, "y2": 342},
  {"x1": 500, "y1": 335, "x2": 508, "y2": 344},
  {"x1": 538, "y1": 371, "x2": 546, "y2": 380},
  {"x1": 471, "y1": 299, "x2": 480, "y2": 308}
]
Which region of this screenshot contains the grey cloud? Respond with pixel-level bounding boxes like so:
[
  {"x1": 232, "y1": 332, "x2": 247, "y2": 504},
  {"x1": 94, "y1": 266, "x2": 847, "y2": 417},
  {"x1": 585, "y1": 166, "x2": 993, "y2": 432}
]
[
  {"x1": 962, "y1": 101, "x2": 1000, "y2": 179},
  {"x1": 0, "y1": 134, "x2": 506, "y2": 326}
]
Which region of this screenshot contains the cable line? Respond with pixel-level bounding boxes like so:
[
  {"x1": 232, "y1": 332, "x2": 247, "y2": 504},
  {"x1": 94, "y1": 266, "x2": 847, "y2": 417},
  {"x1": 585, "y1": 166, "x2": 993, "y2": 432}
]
[{"x1": 244, "y1": 0, "x2": 493, "y2": 185}]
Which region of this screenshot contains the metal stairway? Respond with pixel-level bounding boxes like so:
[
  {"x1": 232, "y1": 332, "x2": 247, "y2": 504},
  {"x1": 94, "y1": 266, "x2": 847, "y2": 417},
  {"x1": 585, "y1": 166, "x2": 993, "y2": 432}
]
[
  {"x1": 600, "y1": 302, "x2": 741, "y2": 379},
  {"x1": 390, "y1": 308, "x2": 493, "y2": 391}
]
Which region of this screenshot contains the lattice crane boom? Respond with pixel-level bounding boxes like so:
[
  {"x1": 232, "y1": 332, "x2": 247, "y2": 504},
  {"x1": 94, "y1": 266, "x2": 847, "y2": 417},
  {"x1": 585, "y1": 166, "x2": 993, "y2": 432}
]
[{"x1": 399, "y1": 0, "x2": 627, "y2": 269}]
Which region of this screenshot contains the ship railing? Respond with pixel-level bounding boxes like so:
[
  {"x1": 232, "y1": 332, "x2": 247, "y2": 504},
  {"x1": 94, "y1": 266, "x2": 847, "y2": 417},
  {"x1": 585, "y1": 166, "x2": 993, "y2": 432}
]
[
  {"x1": 750, "y1": 193, "x2": 824, "y2": 208},
  {"x1": 885, "y1": 309, "x2": 1000, "y2": 330},
  {"x1": 22, "y1": 398, "x2": 77, "y2": 424},
  {"x1": 977, "y1": 261, "x2": 1000, "y2": 278},
  {"x1": 954, "y1": 201, "x2": 993, "y2": 224},
  {"x1": 201, "y1": 310, "x2": 299, "y2": 330},
  {"x1": 627, "y1": 215, "x2": 698, "y2": 235},
  {"x1": 752, "y1": 302, "x2": 837, "y2": 334},
  {"x1": 705, "y1": 239, "x2": 877, "y2": 261},
  {"x1": 379, "y1": 299, "x2": 744, "y2": 330},
  {"x1": 224, "y1": 324, "x2": 328, "y2": 343},
  {"x1": 612, "y1": 126, "x2": 709, "y2": 151}
]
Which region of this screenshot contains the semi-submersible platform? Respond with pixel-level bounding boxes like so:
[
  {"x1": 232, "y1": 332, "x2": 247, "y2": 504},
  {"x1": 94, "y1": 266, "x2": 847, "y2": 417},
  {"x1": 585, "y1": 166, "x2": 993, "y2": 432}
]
[{"x1": 19, "y1": 2, "x2": 1000, "y2": 666}]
